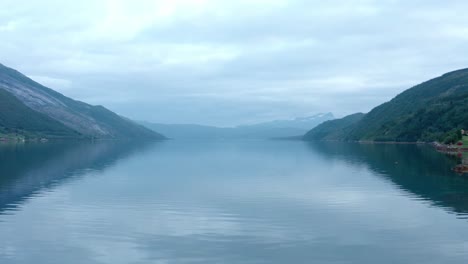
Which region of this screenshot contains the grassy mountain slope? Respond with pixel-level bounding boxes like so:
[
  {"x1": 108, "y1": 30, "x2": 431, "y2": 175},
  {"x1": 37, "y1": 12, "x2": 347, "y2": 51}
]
[
  {"x1": 0, "y1": 88, "x2": 79, "y2": 138},
  {"x1": 303, "y1": 113, "x2": 364, "y2": 141},
  {"x1": 304, "y1": 69, "x2": 468, "y2": 142},
  {"x1": 0, "y1": 63, "x2": 165, "y2": 139}
]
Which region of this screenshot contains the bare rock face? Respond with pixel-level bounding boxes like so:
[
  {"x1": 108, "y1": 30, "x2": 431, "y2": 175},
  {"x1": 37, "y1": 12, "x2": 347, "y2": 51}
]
[
  {"x1": 0, "y1": 75, "x2": 109, "y2": 136},
  {"x1": 0, "y1": 63, "x2": 164, "y2": 139}
]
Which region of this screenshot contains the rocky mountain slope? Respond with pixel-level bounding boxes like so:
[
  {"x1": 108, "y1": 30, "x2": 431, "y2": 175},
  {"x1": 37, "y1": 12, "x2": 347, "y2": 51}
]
[{"x1": 0, "y1": 63, "x2": 165, "y2": 139}]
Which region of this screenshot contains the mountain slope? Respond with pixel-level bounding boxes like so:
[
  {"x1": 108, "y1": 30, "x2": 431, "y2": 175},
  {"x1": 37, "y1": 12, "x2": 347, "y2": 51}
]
[
  {"x1": 303, "y1": 113, "x2": 364, "y2": 141},
  {"x1": 142, "y1": 113, "x2": 334, "y2": 139},
  {"x1": 0, "y1": 88, "x2": 79, "y2": 138},
  {"x1": 304, "y1": 69, "x2": 468, "y2": 142},
  {"x1": 231, "y1": 113, "x2": 335, "y2": 139},
  {"x1": 0, "y1": 63, "x2": 165, "y2": 139}
]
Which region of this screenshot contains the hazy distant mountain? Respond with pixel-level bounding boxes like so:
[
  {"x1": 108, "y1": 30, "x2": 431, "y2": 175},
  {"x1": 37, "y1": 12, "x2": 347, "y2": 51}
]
[
  {"x1": 0, "y1": 63, "x2": 165, "y2": 139},
  {"x1": 142, "y1": 113, "x2": 334, "y2": 139},
  {"x1": 139, "y1": 123, "x2": 227, "y2": 140},
  {"x1": 237, "y1": 113, "x2": 335, "y2": 130},
  {"x1": 304, "y1": 68, "x2": 468, "y2": 143}
]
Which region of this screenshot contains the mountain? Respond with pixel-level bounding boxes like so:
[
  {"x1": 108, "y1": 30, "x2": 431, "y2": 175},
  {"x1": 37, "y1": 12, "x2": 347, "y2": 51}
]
[
  {"x1": 0, "y1": 87, "x2": 79, "y2": 138},
  {"x1": 304, "y1": 69, "x2": 468, "y2": 143},
  {"x1": 0, "y1": 63, "x2": 165, "y2": 139},
  {"x1": 237, "y1": 113, "x2": 334, "y2": 130},
  {"x1": 303, "y1": 113, "x2": 365, "y2": 141},
  {"x1": 140, "y1": 123, "x2": 227, "y2": 140},
  {"x1": 142, "y1": 113, "x2": 334, "y2": 140}
]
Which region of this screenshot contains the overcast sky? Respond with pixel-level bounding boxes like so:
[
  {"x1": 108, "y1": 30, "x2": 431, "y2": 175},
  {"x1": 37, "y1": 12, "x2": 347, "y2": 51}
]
[{"x1": 1, "y1": 0, "x2": 468, "y2": 126}]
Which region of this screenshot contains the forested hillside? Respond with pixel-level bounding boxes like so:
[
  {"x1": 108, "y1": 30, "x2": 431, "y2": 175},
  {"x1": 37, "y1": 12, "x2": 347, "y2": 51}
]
[{"x1": 304, "y1": 69, "x2": 468, "y2": 143}]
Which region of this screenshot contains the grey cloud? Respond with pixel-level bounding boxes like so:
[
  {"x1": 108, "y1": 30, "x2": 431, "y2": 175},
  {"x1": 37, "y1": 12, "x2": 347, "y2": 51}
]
[{"x1": 1, "y1": 0, "x2": 468, "y2": 126}]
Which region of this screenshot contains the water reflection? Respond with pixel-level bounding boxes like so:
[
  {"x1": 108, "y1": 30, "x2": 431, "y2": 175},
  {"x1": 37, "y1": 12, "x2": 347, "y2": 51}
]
[
  {"x1": 452, "y1": 152, "x2": 468, "y2": 174},
  {"x1": 307, "y1": 141, "x2": 468, "y2": 215},
  {"x1": 0, "y1": 140, "x2": 156, "y2": 215},
  {"x1": 1, "y1": 140, "x2": 468, "y2": 264}
]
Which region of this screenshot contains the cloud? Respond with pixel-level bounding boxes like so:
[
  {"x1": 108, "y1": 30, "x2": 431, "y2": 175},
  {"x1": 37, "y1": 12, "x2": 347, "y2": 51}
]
[
  {"x1": 27, "y1": 75, "x2": 73, "y2": 91},
  {"x1": 1, "y1": 0, "x2": 468, "y2": 125}
]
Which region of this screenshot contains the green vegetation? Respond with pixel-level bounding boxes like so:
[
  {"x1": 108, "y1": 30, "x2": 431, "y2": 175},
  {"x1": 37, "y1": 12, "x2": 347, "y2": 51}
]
[
  {"x1": 303, "y1": 113, "x2": 365, "y2": 141},
  {"x1": 0, "y1": 88, "x2": 80, "y2": 139},
  {"x1": 437, "y1": 129, "x2": 462, "y2": 145},
  {"x1": 304, "y1": 68, "x2": 468, "y2": 143},
  {"x1": 0, "y1": 63, "x2": 165, "y2": 140},
  {"x1": 463, "y1": 136, "x2": 468, "y2": 145}
]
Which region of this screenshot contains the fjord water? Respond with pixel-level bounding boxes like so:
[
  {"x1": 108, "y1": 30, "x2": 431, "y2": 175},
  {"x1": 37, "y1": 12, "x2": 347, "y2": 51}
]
[{"x1": 1, "y1": 140, "x2": 468, "y2": 264}]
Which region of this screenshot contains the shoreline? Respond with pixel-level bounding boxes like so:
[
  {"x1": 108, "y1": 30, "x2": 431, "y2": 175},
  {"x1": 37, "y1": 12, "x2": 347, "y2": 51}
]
[
  {"x1": 432, "y1": 142, "x2": 468, "y2": 153},
  {"x1": 306, "y1": 139, "x2": 430, "y2": 145},
  {"x1": 305, "y1": 139, "x2": 468, "y2": 150}
]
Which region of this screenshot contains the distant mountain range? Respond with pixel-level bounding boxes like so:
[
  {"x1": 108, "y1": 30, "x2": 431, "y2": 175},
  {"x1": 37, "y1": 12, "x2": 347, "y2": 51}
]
[
  {"x1": 0, "y1": 63, "x2": 165, "y2": 139},
  {"x1": 141, "y1": 113, "x2": 334, "y2": 139},
  {"x1": 304, "y1": 68, "x2": 468, "y2": 143}
]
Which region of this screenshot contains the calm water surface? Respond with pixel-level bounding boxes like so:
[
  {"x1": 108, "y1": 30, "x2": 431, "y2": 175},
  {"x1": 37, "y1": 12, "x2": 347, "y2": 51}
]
[{"x1": 1, "y1": 140, "x2": 468, "y2": 264}]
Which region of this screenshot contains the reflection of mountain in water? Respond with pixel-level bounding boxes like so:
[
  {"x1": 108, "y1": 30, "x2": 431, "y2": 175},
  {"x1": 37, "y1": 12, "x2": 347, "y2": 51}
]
[
  {"x1": 0, "y1": 141, "x2": 156, "y2": 214},
  {"x1": 307, "y1": 142, "x2": 468, "y2": 215}
]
